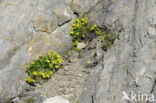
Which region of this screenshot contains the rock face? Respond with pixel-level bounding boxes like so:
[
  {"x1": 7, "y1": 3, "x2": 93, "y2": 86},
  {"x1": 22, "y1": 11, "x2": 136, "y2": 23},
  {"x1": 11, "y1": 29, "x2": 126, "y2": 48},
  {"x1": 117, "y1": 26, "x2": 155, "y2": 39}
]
[
  {"x1": 0, "y1": 0, "x2": 75, "y2": 101},
  {"x1": 0, "y1": 0, "x2": 101, "y2": 101},
  {"x1": 0, "y1": 0, "x2": 156, "y2": 103},
  {"x1": 79, "y1": 0, "x2": 156, "y2": 103}
]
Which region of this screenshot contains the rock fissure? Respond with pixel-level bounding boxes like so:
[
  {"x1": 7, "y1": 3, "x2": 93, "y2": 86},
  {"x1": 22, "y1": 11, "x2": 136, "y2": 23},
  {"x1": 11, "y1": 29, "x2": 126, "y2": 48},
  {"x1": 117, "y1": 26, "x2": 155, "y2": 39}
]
[
  {"x1": 58, "y1": 19, "x2": 72, "y2": 27},
  {"x1": 0, "y1": 0, "x2": 156, "y2": 103}
]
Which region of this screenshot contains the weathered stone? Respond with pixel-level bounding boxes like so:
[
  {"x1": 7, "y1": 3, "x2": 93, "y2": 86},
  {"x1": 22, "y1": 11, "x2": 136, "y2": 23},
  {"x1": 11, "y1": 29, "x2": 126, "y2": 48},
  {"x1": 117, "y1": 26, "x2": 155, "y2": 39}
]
[
  {"x1": 77, "y1": 42, "x2": 86, "y2": 49},
  {"x1": 71, "y1": 0, "x2": 99, "y2": 15},
  {"x1": 42, "y1": 96, "x2": 70, "y2": 103},
  {"x1": 1, "y1": 0, "x2": 156, "y2": 103},
  {"x1": 79, "y1": 0, "x2": 156, "y2": 103},
  {"x1": 12, "y1": 97, "x2": 20, "y2": 103},
  {"x1": 34, "y1": 13, "x2": 58, "y2": 33},
  {"x1": 52, "y1": 4, "x2": 73, "y2": 26},
  {"x1": 0, "y1": 0, "x2": 74, "y2": 101}
]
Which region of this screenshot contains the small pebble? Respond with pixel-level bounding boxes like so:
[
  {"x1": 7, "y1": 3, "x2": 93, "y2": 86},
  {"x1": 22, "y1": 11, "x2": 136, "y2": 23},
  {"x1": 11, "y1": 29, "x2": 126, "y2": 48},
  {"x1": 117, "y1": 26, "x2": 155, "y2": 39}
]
[{"x1": 12, "y1": 97, "x2": 20, "y2": 103}]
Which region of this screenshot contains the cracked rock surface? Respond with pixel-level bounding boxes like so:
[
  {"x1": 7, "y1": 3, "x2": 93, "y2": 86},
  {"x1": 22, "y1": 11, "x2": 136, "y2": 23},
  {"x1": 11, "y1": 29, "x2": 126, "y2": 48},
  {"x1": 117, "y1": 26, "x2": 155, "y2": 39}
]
[
  {"x1": 0, "y1": 0, "x2": 75, "y2": 101},
  {"x1": 0, "y1": 0, "x2": 156, "y2": 103},
  {"x1": 9, "y1": 38, "x2": 103, "y2": 103},
  {"x1": 79, "y1": 0, "x2": 156, "y2": 103}
]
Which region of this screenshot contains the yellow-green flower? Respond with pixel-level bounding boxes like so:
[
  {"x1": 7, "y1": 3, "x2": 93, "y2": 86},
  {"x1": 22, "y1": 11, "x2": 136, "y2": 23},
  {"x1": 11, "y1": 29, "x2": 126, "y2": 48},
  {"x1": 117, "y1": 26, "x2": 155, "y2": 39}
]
[
  {"x1": 27, "y1": 65, "x2": 30, "y2": 69},
  {"x1": 55, "y1": 65, "x2": 59, "y2": 68},
  {"x1": 82, "y1": 34, "x2": 86, "y2": 38},
  {"x1": 47, "y1": 60, "x2": 50, "y2": 63},
  {"x1": 25, "y1": 77, "x2": 35, "y2": 84},
  {"x1": 42, "y1": 73, "x2": 46, "y2": 79},
  {"x1": 49, "y1": 71, "x2": 53, "y2": 75},
  {"x1": 70, "y1": 31, "x2": 74, "y2": 35},
  {"x1": 46, "y1": 74, "x2": 50, "y2": 79},
  {"x1": 39, "y1": 71, "x2": 43, "y2": 76},
  {"x1": 32, "y1": 72, "x2": 37, "y2": 76}
]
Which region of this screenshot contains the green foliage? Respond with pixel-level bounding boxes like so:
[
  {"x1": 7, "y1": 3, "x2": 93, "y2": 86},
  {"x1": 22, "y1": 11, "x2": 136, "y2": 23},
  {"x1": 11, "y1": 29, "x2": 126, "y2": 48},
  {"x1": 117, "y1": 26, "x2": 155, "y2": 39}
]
[
  {"x1": 71, "y1": 47, "x2": 81, "y2": 52},
  {"x1": 90, "y1": 24, "x2": 102, "y2": 35},
  {"x1": 25, "y1": 50, "x2": 63, "y2": 84},
  {"x1": 102, "y1": 40, "x2": 112, "y2": 50},
  {"x1": 102, "y1": 31, "x2": 118, "y2": 50},
  {"x1": 25, "y1": 98, "x2": 35, "y2": 103},
  {"x1": 107, "y1": 31, "x2": 118, "y2": 41},
  {"x1": 70, "y1": 16, "x2": 118, "y2": 51},
  {"x1": 98, "y1": 34, "x2": 107, "y2": 41},
  {"x1": 70, "y1": 16, "x2": 90, "y2": 47}
]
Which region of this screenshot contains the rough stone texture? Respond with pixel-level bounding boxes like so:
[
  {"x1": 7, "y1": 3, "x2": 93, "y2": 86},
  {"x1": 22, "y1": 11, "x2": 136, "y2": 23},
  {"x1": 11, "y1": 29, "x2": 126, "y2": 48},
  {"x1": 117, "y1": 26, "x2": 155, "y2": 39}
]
[
  {"x1": 79, "y1": 0, "x2": 156, "y2": 103},
  {"x1": 8, "y1": 38, "x2": 103, "y2": 103},
  {"x1": 77, "y1": 42, "x2": 86, "y2": 49},
  {"x1": 0, "y1": 0, "x2": 156, "y2": 103},
  {"x1": 0, "y1": 0, "x2": 75, "y2": 101},
  {"x1": 42, "y1": 96, "x2": 70, "y2": 103},
  {"x1": 0, "y1": 0, "x2": 102, "y2": 101}
]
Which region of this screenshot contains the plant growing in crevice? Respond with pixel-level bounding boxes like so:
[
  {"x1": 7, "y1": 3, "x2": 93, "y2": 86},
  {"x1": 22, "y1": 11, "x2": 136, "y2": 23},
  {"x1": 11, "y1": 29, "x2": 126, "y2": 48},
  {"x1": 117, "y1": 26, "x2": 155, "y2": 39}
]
[
  {"x1": 25, "y1": 50, "x2": 63, "y2": 85},
  {"x1": 101, "y1": 30, "x2": 118, "y2": 50},
  {"x1": 70, "y1": 16, "x2": 118, "y2": 51},
  {"x1": 70, "y1": 16, "x2": 90, "y2": 48}
]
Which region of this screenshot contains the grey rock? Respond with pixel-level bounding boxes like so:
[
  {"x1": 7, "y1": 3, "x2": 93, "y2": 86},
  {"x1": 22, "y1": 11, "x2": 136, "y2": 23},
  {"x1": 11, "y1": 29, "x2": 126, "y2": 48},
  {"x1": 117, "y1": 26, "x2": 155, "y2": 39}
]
[
  {"x1": 42, "y1": 96, "x2": 70, "y2": 103},
  {"x1": 52, "y1": 4, "x2": 73, "y2": 26},
  {"x1": 79, "y1": 0, "x2": 156, "y2": 103},
  {"x1": 77, "y1": 42, "x2": 86, "y2": 49},
  {"x1": 12, "y1": 97, "x2": 20, "y2": 103},
  {"x1": 64, "y1": 66, "x2": 69, "y2": 71},
  {"x1": 71, "y1": 0, "x2": 99, "y2": 15},
  {"x1": 0, "y1": 0, "x2": 156, "y2": 103},
  {"x1": 34, "y1": 12, "x2": 58, "y2": 34},
  {"x1": 79, "y1": 59, "x2": 104, "y2": 103},
  {"x1": 0, "y1": 0, "x2": 74, "y2": 101}
]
